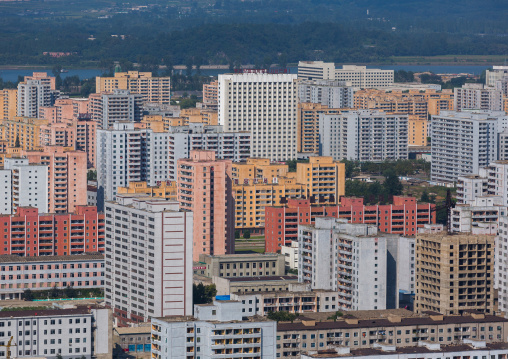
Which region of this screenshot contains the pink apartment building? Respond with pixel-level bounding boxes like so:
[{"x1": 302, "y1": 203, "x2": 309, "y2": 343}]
[
  {"x1": 23, "y1": 145, "x2": 88, "y2": 213},
  {"x1": 177, "y1": 150, "x2": 234, "y2": 261}
]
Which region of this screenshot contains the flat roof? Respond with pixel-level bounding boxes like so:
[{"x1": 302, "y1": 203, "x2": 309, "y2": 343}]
[
  {"x1": 226, "y1": 275, "x2": 298, "y2": 283},
  {"x1": 0, "y1": 253, "x2": 104, "y2": 263},
  {"x1": 0, "y1": 308, "x2": 91, "y2": 318},
  {"x1": 115, "y1": 326, "x2": 152, "y2": 335},
  {"x1": 278, "y1": 314, "x2": 508, "y2": 332}
]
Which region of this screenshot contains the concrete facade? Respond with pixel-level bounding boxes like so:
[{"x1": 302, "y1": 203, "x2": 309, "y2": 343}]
[
  {"x1": 195, "y1": 253, "x2": 285, "y2": 278},
  {"x1": 218, "y1": 73, "x2": 298, "y2": 161},
  {"x1": 104, "y1": 196, "x2": 193, "y2": 325},
  {"x1": 89, "y1": 90, "x2": 143, "y2": 129},
  {"x1": 297, "y1": 80, "x2": 354, "y2": 109},
  {"x1": 454, "y1": 83, "x2": 503, "y2": 111}
]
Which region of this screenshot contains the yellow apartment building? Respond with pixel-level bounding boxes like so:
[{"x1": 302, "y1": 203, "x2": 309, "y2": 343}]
[
  {"x1": 408, "y1": 116, "x2": 429, "y2": 146},
  {"x1": 0, "y1": 89, "x2": 17, "y2": 122},
  {"x1": 297, "y1": 103, "x2": 343, "y2": 154},
  {"x1": 232, "y1": 158, "x2": 289, "y2": 182},
  {"x1": 2, "y1": 116, "x2": 48, "y2": 150},
  {"x1": 296, "y1": 156, "x2": 345, "y2": 204},
  {"x1": 96, "y1": 71, "x2": 171, "y2": 104}
]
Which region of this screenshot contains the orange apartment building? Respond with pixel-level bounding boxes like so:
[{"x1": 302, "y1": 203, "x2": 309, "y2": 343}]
[
  {"x1": 177, "y1": 150, "x2": 235, "y2": 261},
  {"x1": 297, "y1": 103, "x2": 342, "y2": 154},
  {"x1": 0, "y1": 206, "x2": 105, "y2": 256},
  {"x1": 2, "y1": 116, "x2": 48, "y2": 150},
  {"x1": 265, "y1": 196, "x2": 436, "y2": 252},
  {"x1": 23, "y1": 145, "x2": 88, "y2": 213},
  {"x1": 24, "y1": 72, "x2": 56, "y2": 90},
  {"x1": 140, "y1": 108, "x2": 218, "y2": 131}
]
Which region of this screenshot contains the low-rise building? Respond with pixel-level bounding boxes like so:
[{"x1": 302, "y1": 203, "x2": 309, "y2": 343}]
[
  {"x1": 213, "y1": 275, "x2": 299, "y2": 296},
  {"x1": 0, "y1": 253, "x2": 104, "y2": 300},
  {"x1": 276, "y1": 311, "x2": 508, "y2": 359},
  {"x1": 0, "y1": 307, "x2": 112, "y2": 359},
  {"x1": 151, "y1": 300, "x2": 277, "y2": 359},
  {"x1": 113, "y1": 325, "x2": 151, "y2": 354},
  {"x1": 194, "y1": 253, "x2": 285, "y2": 278},
  {"x1": 231, "y1": 289, "x2": 340, "y2": 316},
  {"x1": 450, "y1": 196, "x2": 506, "y2": 233}
]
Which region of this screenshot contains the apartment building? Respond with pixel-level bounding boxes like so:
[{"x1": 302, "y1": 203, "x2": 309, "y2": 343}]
[
  {"x1": 354, "y1": 89, "x2": 429, "y2": 121},
  {"x1": 497, "y1": 215, "x2": 508, "y2": 314},
  {"x1": 104, "y1": 195, "x2": 193, "y2": 325},
  {"x1": 117, "y1": 181, "x2": 177, "y2": 200},
  {"x1": 454, "y1": 83, "x2": 503, "y2": 111},
  {"x1": 141, "y1": 108, "x2": 218, "y2": 132},
  {"x1": 486, "y1": 66, "x2": 508, "y2": 87},
  {"x1": 75, "y1": 114, "x2": 98, "y2": 168},
  {"x1": 89, "y1": 90, "x2": 143, "y2": 129},
  {"x1": 1, "y1": 157, "x2": 48, "y2": 214},
  {"x1": 168, "y1": 123, "x2": 250, "y2": 181},
  {"x1": 0, "y1": 253, "x2": 104, "y2": 300},
  {"x1": 232, "y1": 158, "x2": 289, "y2": 182},
  {"x1": 213, "y1": 275, "x2": 300, "y2": 296},
  {"x1": 96, "y1": 122, "x2": 169, "y2": 210},
  {"x1": 231, "y1": 290, "x2": 340, "y2": 316},
  {"x1": 456, "y1": 173, "x2": 489, "y2": 205},
  {"x1": 96, "y1": 71, "x2": 171, "y2": 104},
  {"x1": 297, "y1": 103, "x2": 342, "y2": 154},
  {"x1": 265, "y1": 196, "x2": 435, "y2": 253},
  {"x1": 450, "y1": 196, "x2": 506, "y2": 234},
  {"x1": 17, "y1": 73, "x2": 59, "y2": 118},
  {"x1": 202, "y1": 80, "x2": 218, "y2": 110},
  {"x1": 430, "y1": 111, "x2": 505, "y2": 183},
  {"x1": 23, "y1": 145, "x2": 87, "y2": 213},
  {"x1": 277, "y1": 311, "x2": 508, "y2": 359},
  {"x1": 319, "y1": 110, "x2": 408, "y2": 161},
  {"x1": 0, "y1": 307, "x2": 111, "y2": 359},
  {"x1": 218, "y1": 73, "x2": 298, "y2": 161},
  {"x1": 296, "y1": 156, "x2": 346, "y2": 203},
  {"x1": 2, "y1": 116, "x2": 48, "y2": 150},
  {"x1": 39, "y1": 97, "x2": 89, "y2": 123},
  {"x1": 299, "y1": 218, "x2": 392, "y2": 311},
  {"x1": 177, "y1": 150, "x2": 234, "y2": 261},
  {"x1": 297, "y1": 80, "x2": 354, "y2": 109},
  {"x1": 415, "y1": 233, "x2": 496, "y2": 315},
  {"x1": 0, "y1": 89, "x2": 17, "y2": 122},
  {"x1": 151, "y1": 300, "x2": 277, "y2": 359},
  {"x1": 0, "y1": 206, "x2": 105, "y2": 256},
  {"x1": 195, "y1": 253, "x2": 285, "y2": 278}
]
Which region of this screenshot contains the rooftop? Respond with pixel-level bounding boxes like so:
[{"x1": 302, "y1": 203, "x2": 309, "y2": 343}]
[
  {"x1": 0, "y1": 308, "x2": 92, "y2": 318},
  {"x1": 0, "y1": 253, "x2": 104, "y2": 263},
  {"x1": 225, "y1": 275, "x2": 298, "y2": 283}
]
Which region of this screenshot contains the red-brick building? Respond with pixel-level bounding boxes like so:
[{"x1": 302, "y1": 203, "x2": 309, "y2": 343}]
[
  {"x1": 0, "y1": 206, "x2": 105, "y2": 256},
  {"x1": 265, "y1": 196, "x2": 436, "y2": 252}
]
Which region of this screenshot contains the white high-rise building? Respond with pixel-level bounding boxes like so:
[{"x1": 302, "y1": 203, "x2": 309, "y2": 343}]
[
  {"x1": 454, "y1": 83, "x2": 503, "y2": 111},
  {"x1": 104, "y1": 195, "x2": 193, "y2": 326},
  {"x1": 96, "y1": 122, "x2": 169, "y2": 210},
  {"x1": 151, "y1": 300, "x2": 276, "y2": 359},
  {"x1": 0, "y1": 157, "x2": 48, "y2": 214},
  {"x1": 319, "y1": 109, "x2": 408, "y2": 161},
  {"x1": 218, "y1": 73, "x2": 298, "y2": 161},
  {"x1": 89, "y1": 89, "x2": 143, "y2": 129},
  {"x1": 486, "y1": 66, "x2": 508, "y2": 87},
  {"x1": 17, "y1": 79, "x2": 58, "y2": 118},
  {"x1": 430, "y1": 111, "x2": 506, "y2": 183},
  {"x1": 297, "y1": 79, "x2": 354, "y2": 108},
  {"x1": 167, "y1": 123, "x2": 250, "y2": 181},
  {"x1": 298, "y1": 217, "x2": 393, "y2": 311},
  {"x1": 496, "y1": 215, "x2": 508, "y2": 314}
]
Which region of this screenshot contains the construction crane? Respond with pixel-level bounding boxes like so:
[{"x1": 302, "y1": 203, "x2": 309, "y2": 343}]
[
  {"x1": 429, "y1": 188, "x2": 455, "y2": 233},
  {"x1": 0, "y1": 336, "x2": 16, "y2": 359}
]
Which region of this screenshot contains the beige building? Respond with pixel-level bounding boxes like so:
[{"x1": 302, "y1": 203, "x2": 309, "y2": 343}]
[
  {"x1": 277, "y1": 310, "x2": 508, "y2": 359},
  {"x1": 96, "y1": 71, "x2": 171, "y2": 104},
  {"x1": 195, "y1": 253, "x2": 285, "y2": 278},
  {"x1": 0, "y1": 89, "x2": 17, "y2": 122},
  {"x1": 297, "y1": 103, "x2": 342, "y2": 154},
  {"x1": 415, "y1": 233, "x2": 496, "y2": 315},
  {"x1": 213, "y1": 275, "x2": 299, "y2": 295}
]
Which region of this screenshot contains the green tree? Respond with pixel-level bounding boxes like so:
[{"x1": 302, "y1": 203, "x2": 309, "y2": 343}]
[
  {"x1": 23, "y1": 289, "x2": 34, "y2": 301},
  {"x1": 267, "y1": 311, "x2": 298, "y2": 322},
  {"x1": 56, "y1": 354, "x2": 63, "y2": 359},
  {"x1": 14, "y1": 134, "x2": 20, "y2": 148},
  {"x1": 50, "y1": 285, "x2": 60, "y2": 298},
  {"x1": 193, "y1": 283, "x2": 217, "y2": 305},
  {"x1": 327, "y1": 311, "x2": 344, "y2": 322},
  {"x1": 87, "y1": 170, "x2": 97, "y2": 181},
  {"x1": 234, "y1": 230, "x2": 240, "y2": 239},
  {"x1": 341, "y1": 159, "x2": 357, "y2": 178},
  {"x1": 420, "y1": 190, "x2": 430, "y2": 203},
  {"x1": 64, "y1": 286, "x2": 77, "y2": 298},
  {"x1": 243, "y1": 230, "x2": 250, "y2": 239},
  {"x1": 383, "y1": 170, "x2": 403, "y2": 196}
]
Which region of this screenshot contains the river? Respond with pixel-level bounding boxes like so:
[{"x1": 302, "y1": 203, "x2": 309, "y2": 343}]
[{"x1": 0, "y1": 65, "x2": 491, "y2": 82}]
